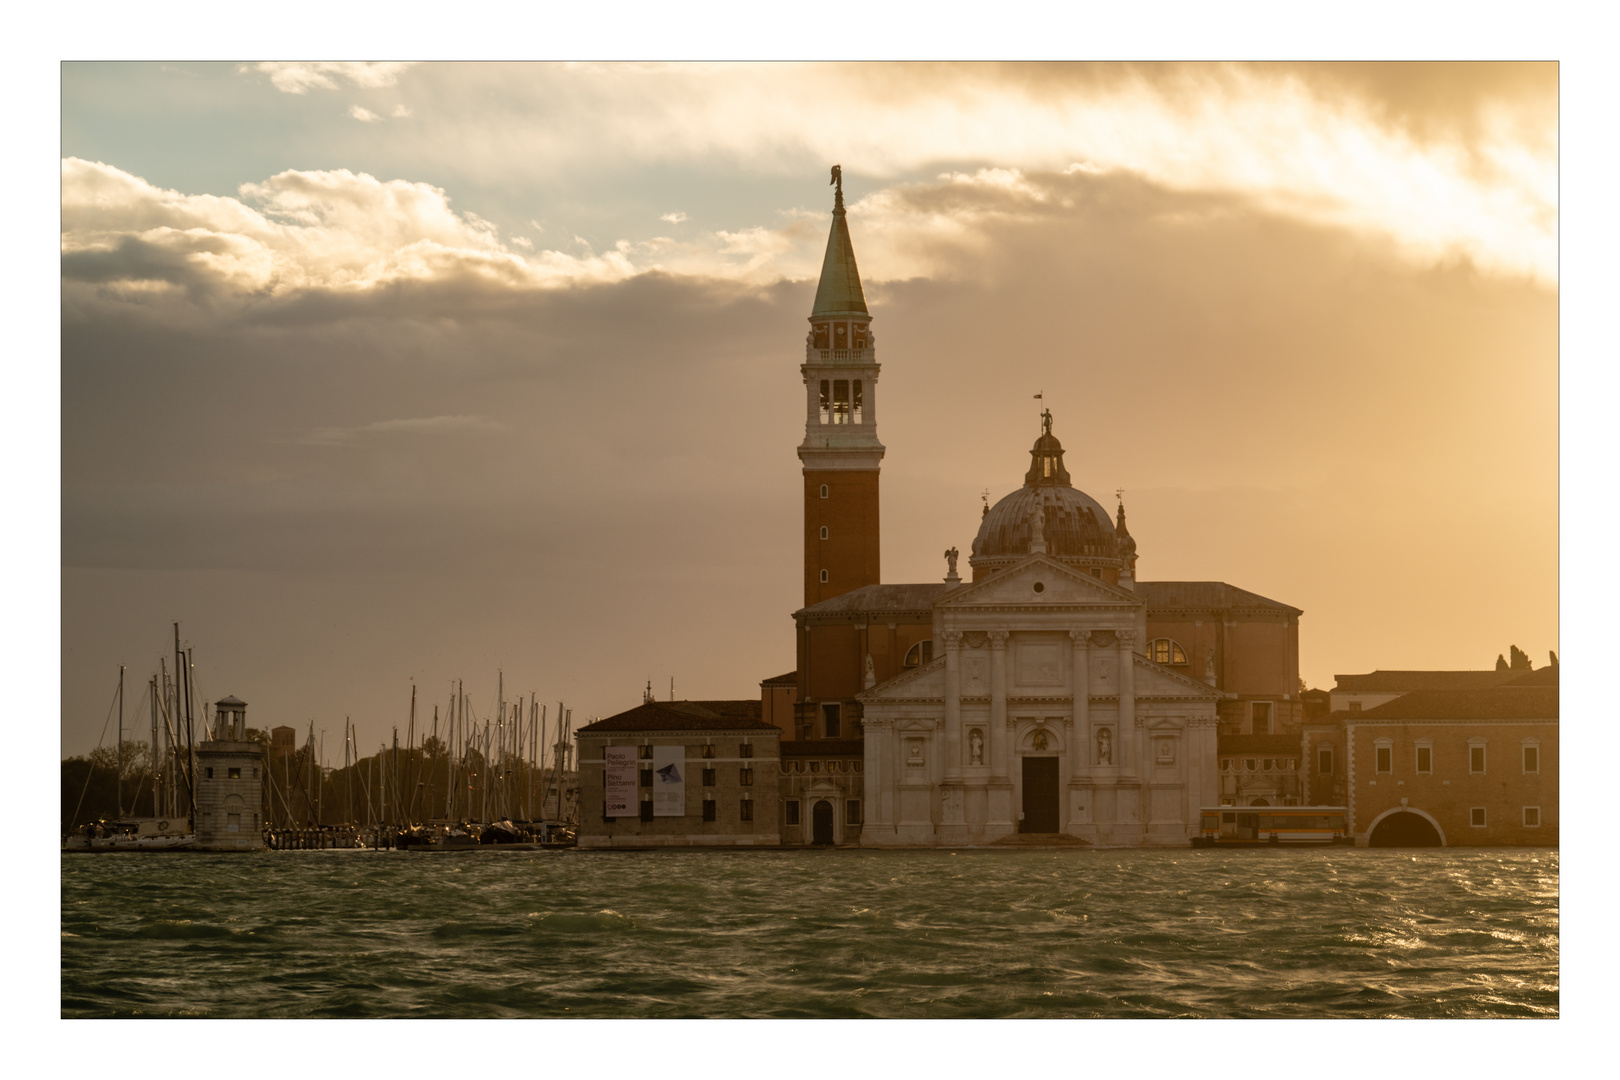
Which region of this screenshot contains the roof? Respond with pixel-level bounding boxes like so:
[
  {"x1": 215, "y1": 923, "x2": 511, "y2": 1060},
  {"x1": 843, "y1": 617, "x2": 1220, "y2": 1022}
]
[
  {"x1": 799, "y1": 583, "x2": 952, "y2": 617},
  {"x1": 1333, "y1": 670, "x2": 1515, "y2": 693},
  {"x1": 216, "y1": 695, "x2": 246, "y2": 706},
  {"x1": 1217, "y1": 735, "x2": 1302, "y2": 755},
  {"x1": 1501, "y1": 666, "x2": 1559, "y2": 687},
  {"x1": 1135, "y1": 581, "x2": 1302, "y2": 616},
  {"x1": 577, "y1": 700, "x2": 780, "y2": 734},
  {"x1": 1355, "y1": 687, "x2": 1558, "y2": 721},
  {"x1": 760, "y1": 671, "x2": 797, "y2": 686},
  {"x1": 781, "y1": 740, "x2": 865, "y2": 757},
  {"x1": 810, "y1": 203, "x2": 868, "y2": 317}
]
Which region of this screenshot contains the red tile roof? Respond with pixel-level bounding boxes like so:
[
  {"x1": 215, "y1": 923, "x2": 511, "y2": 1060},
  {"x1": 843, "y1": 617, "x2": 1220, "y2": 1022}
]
[
  {"x1": 1355, "y1": 687, "x2": 1558, "y2": 721},
  {"x1": 577, "y1": 700, "x2": 779, "y2": 734},
  {"x1": 1333, "y1": 670, "x2": 1516, "y2": 692}
]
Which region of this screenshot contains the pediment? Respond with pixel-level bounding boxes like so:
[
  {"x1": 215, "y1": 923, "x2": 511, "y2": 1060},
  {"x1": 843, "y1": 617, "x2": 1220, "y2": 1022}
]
[
  {"x1": 941, "y1": 555, "x2": 1141, "y2": 610},
  {"x1": 859, "y1": 656, "x2": 945, "y2": 702},
  {"x1": 1133, "y1": 654, "x2": 1223, "y2": 700}
]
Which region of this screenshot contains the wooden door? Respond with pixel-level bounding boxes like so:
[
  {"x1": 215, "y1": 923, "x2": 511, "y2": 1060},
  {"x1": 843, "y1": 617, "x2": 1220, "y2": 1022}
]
[
  {"x1": 1021, "y1": 757, "x2": 1060, "y2": 833},
  {"x1": 812, "y1": 799, "x2": 835, "y2": 844}
]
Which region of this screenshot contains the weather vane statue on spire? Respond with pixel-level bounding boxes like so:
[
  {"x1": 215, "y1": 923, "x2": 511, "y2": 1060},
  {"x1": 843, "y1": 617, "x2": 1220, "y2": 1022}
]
[
  {"x1": 830, "y1": 164, "x2": 844, "y2": 209},
  {"x1": 1041, "y1": 407, "x2": 1053, "y2": 437}
]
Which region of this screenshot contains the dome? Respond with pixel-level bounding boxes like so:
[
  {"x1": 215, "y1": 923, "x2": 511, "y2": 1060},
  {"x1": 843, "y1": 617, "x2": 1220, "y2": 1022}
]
[{"x1": 969, "y1": 413, "x2": 1128, "y2": 578}]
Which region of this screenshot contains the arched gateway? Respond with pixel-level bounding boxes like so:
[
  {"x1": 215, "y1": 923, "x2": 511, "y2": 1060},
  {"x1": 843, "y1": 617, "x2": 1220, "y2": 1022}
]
[{"x1": 1366, "y1": 808, "x2": 1445, "y2": 847}]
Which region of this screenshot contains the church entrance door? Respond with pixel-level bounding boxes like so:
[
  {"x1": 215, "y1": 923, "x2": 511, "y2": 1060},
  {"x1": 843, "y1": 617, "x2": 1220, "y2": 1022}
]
[
  {"x1": 1021, "y1": 758, "x2": 1060, "y2": 833},
  {"x1": 812, "y1": 800, "x2": 835, "y2": 845}
]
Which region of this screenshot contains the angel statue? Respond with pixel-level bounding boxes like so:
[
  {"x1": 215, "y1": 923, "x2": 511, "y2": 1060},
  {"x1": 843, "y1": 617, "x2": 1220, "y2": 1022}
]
[{"x1": 944, "y1": 547, "x2": 959, "y2": 575}]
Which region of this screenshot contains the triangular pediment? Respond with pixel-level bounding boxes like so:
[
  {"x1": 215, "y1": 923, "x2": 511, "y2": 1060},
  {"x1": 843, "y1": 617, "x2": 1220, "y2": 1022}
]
[
  {"x1": 858, "y1": 656, "x2": 945, "y2": 702},
  {"x1": 942, "y1": 555, "x2": 1142, "y2": 609},
  {"x1": 1133, "y1": 654, "x2": 1223, "y2": 700}
]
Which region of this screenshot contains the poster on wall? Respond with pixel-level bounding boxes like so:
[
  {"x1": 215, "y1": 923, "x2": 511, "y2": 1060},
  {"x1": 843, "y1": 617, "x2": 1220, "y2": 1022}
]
[
  {"x1": 604, "y1": 745, "x2": 638, "y2": 817},
  {"x1": 653, "y1": 745, "x2": 685, "y2": 817}
]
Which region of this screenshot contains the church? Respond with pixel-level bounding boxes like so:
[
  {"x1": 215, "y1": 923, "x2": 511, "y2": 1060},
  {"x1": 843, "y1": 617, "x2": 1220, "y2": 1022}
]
[{"x1": 578, "y1": 171, "x2": 1305, "y2": 848}]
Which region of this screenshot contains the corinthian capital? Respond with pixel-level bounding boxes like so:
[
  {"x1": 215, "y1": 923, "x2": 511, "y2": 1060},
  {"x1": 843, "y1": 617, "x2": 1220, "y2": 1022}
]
[
  {"x1": 1116, "y1": 628, "x2": 1138, "y2": 646},
  {"x1": 940, "y1": 629, "x2": 964, "y2": 647},
  {"x1": 1068, "y1": 629, "x2": 1093, "y2": 646},
  {"x1": 987, "y1": 630, "x2": 1010, "y2": 648}
]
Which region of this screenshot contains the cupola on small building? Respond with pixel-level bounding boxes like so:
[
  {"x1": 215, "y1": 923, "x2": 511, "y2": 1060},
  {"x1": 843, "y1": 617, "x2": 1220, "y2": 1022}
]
[{"x1": 195, "y1": 695, "x2": 266, "y2": 851}]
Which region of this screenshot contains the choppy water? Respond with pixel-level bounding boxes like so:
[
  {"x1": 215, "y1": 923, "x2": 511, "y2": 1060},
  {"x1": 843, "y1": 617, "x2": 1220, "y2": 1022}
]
[{"x1": 61, "y1": 848, "x2": 1557, "y2": 1018}]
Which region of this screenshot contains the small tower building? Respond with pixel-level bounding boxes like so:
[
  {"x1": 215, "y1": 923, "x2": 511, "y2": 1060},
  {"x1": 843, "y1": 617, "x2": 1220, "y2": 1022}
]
[{"x1": 195, "y1": 695, "x2": 266, "y2": 851}]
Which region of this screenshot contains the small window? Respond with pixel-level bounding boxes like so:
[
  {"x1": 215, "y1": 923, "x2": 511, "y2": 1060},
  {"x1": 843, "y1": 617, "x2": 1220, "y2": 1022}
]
[
  {"x1": 1375, "y1": 746, "x2": 1392, "y2": 774},
  {"x1": 809, "y1": 760, "x2": 821, "y2": 773},
  {"x1": 227, "y1": 767, "x2": 241, "y2": 780},
  {"x1": 702, "y1": 768, "x2": 716, "y2": 787},
  {"x1": 1470, "y1": 745, "x2": 1486, "y2": 774},
  {"x1": 1470, "y1": 807, "x2": 1487, "y2": 827},
  {"x1": 846, "y1": 800, "x2": 862, "y2": 826},
  {"x1": 1523, "y1": 806, "x2": 1540, "y2": 827},
  {"x1": 903, "y1": 640, "x2": 934, "y2": 669},
  {"x1": 819, "y1": 569, "x2": 828, "y2": 584},
  {"x1": 785, "y1": 800, "x2": 801, "y2": 826},
  {"x1": 1263, "y1": 759, "x2": 1275, "y2": 771},
  {"x1": 1244, "y1": 759, "x2": 1257, "y2": 772},
  {"x1": 638, "y1": 744, "x2": 653, "y2": 760},
  {"x1": 822, "y1": 703, "x2": 840, "y2": 738},
  {"x1": 1348, "y1": 700, "x2": 1362, "y2": 713},
  {"x1": 1523, "y1": 746, "x2": 1539, "y2": 773},
  {"x1": 1148, "y1": 639, "x2": 1187, "y2": 665},
  {"x1": 740, "y1": 799, "x2": 754, "y2": 822},
  {"x1": 819, "y1": 484, "x2": 829, "y2": 499},
  {"x1": 639, "y1": 801, "x2": 654, "y2": 822},
  {"x1": 819, "y1": 526, "x2": 829, "y2": 540},
  {"x1": 640, "y1": 768, "x2": 653, "y2": 788},
  {"x1": 205, "y1": 767, "x2": 214, "y2": 780},
  {"x1": 1317, "y1": 747, "x2": 1333, "y2": 774},
  {"x1": 740, "y1": 768, "x2": 755, "y2": 786},
  {"x1": 739, "y1": 743, "x2": 754, "y2": 759},
  {"x1": 702, "y1": 744, "x2": 715, "y2": 759},
  {"x1": 702, "y1": 799, "x2": 716, "y2": 822},
  {"x1": 1252, "y1": 702, "x2": 1271, "y2": 735},
  {"x1": 1220, "y1": 758, "x2": 1231, "y2": 771},
  {"x1": 1415, "y1": 746, "x2": 1432, "y2": 774}
]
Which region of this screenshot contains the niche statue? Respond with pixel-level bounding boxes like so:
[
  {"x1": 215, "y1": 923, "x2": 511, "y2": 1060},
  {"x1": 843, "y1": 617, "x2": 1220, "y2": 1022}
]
[{"x1": 1097, "y1": 726, "x2": 1113, "y2": 765}]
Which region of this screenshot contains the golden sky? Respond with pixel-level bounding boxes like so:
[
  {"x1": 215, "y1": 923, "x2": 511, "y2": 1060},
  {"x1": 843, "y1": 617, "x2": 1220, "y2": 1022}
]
[{"x1": 59, "y1": 61, "x2": 1557, "y2": 756}]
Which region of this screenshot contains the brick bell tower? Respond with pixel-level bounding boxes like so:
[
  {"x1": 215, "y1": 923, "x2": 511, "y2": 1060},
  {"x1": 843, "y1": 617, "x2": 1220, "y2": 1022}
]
[{"x1": 800, "y1": 165, "x2": 883, "y2": 607}]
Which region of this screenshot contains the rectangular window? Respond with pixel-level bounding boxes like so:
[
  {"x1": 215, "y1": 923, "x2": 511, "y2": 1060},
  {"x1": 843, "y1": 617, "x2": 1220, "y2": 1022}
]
[
  {"x1": 740, "y1": 768, "x2": 754, "y2": 786},
  {"x1": 205, "y1": 767, "x2": 214, "y2": 779},
  {"x1": 227, "y1": 767, "x2": 241, "y2": 779},
  {"x1": 831, "y1": 380, "x2": 850, "y2": 424},
  {"x1": 1375, "y1": 746, "x2": 1392, "y2": 773},
  {"x1": 1470, "y1": 746, "x2": 1486, "y2": 774},
  {"x1": 739, "y1": 743, "x2": 754, "y2": 759},
  {"x1": 702, "y1": 799, "x2": 716, "y2": 822},
  {"x1": 1348, "y1": 701, "x2": 1362, "y2": 713},
  {"x1": 702, "y1": 744, "x2": 716, "y2": 759},
  {"x1": 846, "y1": 800, "x2": 862, "y2": 826},
  {"x1": 702, "y1": 768, "x2": 716, "y2": 787},
  {"x1": 822, "y1": 703, "x2": 841, "y2": 738},
  {"x1": 1523, "y1": 746, "x2": 1539, "y2": 773},
  {"x1": 785, "y1": 800, "x2": 801, "y2": 826},
  {"x1": 1470, "y1": 807, "x2": 1487, "y2": 827},
  {"x1": 1317, "y1": 748, "x2": 1333, "y2": 774},
  {"x1": 639, "y1": 744, "x2": 653, "y2": 759},
  {"x1": 1252, "y1": 702, "x2": 1271, "y2": 735},
  {"x1": 640, "y1": 801, "x2": 654, "y2": 823},
  {"x1": 640, "y1": 768, "x2": 653, "y2": 788},
  {"x1": 1523, "y1": 807, "x2": 1540, "y2": 827},
  {"x1": 1416, "y1": 746, "x2": 1432, "y2": 774},
  {"x1": 740, "y1": 799, "x2": 754, "y2": 822}
]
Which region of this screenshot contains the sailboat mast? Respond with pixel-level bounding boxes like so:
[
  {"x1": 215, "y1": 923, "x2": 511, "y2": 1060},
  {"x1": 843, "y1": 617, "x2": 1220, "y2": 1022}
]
[{"x1": 116, "y1": 665, "x2": 125, "y2": 819}]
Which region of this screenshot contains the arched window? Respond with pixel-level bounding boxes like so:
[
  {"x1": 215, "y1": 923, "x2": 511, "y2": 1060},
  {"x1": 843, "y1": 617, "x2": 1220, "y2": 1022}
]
[
  {"x1": 819, "y1": 569, "x2": 828, "y2": 584},
  {"x1": 819, "y1": 526, "x2": 828, "y2": 540},
  {"x1": 1148, "y1": 638, "x2": 1187, "y2": 665},
  {"x1": 819, "y1": 484, "x2": 829, "y2": 498},
  {"x1": 903, "y1": 640, "x2": 934, "y2": 669}
]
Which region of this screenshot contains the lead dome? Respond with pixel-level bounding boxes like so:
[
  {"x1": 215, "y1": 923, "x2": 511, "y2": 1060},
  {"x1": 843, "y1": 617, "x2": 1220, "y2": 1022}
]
[{"x1": 968, "y1": 413, "x2": 1135, "y2": 583}]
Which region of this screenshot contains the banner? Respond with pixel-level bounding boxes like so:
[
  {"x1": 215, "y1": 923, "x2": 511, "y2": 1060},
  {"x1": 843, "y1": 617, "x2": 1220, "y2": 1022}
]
[
  {"x1": 653, "y1": 745, "x2": 686, "y2": 817},
  {"x1": 604, "y1": 746, "x2": 638, "y2": 817}
]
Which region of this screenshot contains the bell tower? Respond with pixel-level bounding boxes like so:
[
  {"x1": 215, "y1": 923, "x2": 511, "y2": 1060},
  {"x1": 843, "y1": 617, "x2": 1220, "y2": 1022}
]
[{"x1": 800, "y1": 166, "x2": 883, "y2": 607}]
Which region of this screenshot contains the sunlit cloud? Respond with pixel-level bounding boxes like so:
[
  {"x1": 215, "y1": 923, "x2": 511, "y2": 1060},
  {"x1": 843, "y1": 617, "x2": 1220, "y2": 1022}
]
[
  {"x1": 660, "y1": 211, "x2": 688, "y2": 223},
  {"x1": 241, "y1": 61, "x2": 415, "y2": 95},
  {"x1": 350, "y1": 105, "x2": 381, "y2": 123},
  {"x1": 391, "y1": 105, "x2": 412, "y2": 119}
]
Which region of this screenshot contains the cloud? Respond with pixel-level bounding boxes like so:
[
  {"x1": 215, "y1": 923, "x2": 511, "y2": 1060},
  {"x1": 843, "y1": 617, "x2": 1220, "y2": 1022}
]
[
  {"x1": 350, "y1": 105, "x2": 381, "y2": 123},
  {"x1": 241, "y1": 62, "x2": 415, "y2": 95},
  {"x1": 391, "y1": 105, "x2": 412, "y2": 119},
  {"x1": 660, "y1": 211, "x2": 687, "y2": 223},
  {"x1": 302, "y1": 415, "x2": 506, "y2": 446}
]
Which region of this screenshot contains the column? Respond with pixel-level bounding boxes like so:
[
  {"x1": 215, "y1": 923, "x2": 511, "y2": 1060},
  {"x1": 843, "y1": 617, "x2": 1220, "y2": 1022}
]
[
  {"x1": 942, "y1": 630, "x2": 963, "y2": 780},
  {"x1": 1069, "y1": 629, "x2": 1091, "y2": 779},
  {"x1": 988, "y1": 631, "x2": 1009, "y2": 780},
  {"x1": 1117, "y1": 629, "x2": 1137, "y2": 775}
]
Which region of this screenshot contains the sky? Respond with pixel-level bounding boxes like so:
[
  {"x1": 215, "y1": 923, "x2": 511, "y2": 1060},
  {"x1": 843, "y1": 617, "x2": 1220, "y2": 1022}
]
[{"x1": 58, "y1": 61, "x2": 1559, "y2": 760}]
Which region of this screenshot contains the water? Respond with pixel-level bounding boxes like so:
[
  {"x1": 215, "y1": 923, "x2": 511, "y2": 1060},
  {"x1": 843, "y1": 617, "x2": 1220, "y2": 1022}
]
[{"x1": 60, "y1": 847, "x2": 1558, "y2": 1018}]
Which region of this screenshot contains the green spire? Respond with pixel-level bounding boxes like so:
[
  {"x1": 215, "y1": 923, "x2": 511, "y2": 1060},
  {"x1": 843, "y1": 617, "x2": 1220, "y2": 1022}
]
[{"x1": 810, "y1": 170, "x2": 869, "y2": 318}]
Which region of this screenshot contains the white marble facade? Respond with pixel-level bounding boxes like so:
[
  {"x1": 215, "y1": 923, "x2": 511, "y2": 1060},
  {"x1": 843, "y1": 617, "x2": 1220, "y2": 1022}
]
[{"x1": 859, "y1": 554, "x2": 1221, "y2": 846}]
